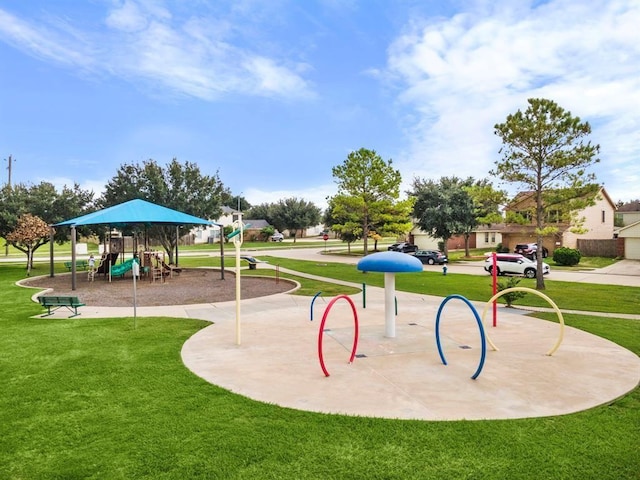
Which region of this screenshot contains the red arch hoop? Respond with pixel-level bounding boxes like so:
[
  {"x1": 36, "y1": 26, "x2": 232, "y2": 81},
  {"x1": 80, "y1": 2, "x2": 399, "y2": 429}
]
[{"x1": 318, "y1": 295, "x2": 359, "y2": 377}]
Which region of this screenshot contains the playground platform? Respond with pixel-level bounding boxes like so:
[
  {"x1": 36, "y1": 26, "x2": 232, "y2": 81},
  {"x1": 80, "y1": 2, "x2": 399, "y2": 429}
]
[{"x1": 63, "y1": 283, "x2": 640, "y2": 421}]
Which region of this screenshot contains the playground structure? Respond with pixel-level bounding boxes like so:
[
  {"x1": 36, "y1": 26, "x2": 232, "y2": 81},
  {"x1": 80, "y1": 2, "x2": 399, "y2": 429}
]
[
  {"x1": 141, "y1": 250, "x2": 181, "y2": 282},
  {"x1": 88, "y1": 249, "x2": 180, "y2": 283}
]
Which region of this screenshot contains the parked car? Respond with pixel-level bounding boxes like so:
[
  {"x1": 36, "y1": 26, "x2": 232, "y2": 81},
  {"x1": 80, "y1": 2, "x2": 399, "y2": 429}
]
[
  {"x1": 414, "y1": 250, "x2": 448, "y2": 265},
  {"x1": 514, "y1": 243, "x2": 549, "y2": 259},
  {"x1": 387, "y1": 242, "x2": 418, "y2": 253},
  {"x1": 484, "y1": 253, "x2": 550, "y2": 278},
  {"x1": 271, "y1": 232, "x2": 284, "y2": 242}
]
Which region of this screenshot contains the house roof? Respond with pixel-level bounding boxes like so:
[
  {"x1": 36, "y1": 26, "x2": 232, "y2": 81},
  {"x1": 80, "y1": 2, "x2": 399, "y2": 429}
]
[
  {"x1": 617, "y1": 200, "x2": 640, "y2": 212},
  {"x1": 497, "y1": 224, "x2": 564, "y2": 235},
  {"x1": 615, "y1": 220, "x2": 640, "y2": 237},
  {"x1": 474, "y1": 223, "x2": 506, "y2": 232},
  {"x1": 506, "y1": 186, "x2": 616, "y2": 211},
  {"x1": 54, "y1": 199, "x2": 212, "y2": 227}
]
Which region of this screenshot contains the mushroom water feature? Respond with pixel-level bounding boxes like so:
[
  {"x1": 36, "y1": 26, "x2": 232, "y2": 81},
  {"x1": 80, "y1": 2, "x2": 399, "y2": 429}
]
[{"x1": 357, "y1": 251, "x2": 423, "y2": 338}]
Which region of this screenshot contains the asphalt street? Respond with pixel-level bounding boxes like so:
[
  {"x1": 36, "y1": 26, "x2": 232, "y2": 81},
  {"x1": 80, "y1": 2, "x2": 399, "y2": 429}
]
[{"x1": 243, "y1": 246, "x2": 640, "y2": 287}]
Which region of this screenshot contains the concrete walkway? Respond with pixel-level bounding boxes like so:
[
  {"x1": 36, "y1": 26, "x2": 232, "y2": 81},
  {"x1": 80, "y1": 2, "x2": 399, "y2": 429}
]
[{"x1": 27, "y1": 262, "x2": 640, "y2": 421}]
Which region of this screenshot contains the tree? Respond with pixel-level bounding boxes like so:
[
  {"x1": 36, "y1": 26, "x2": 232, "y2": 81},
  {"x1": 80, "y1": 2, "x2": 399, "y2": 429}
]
[
  {"x1": 409, "y1": 176, "x2": 475, "y2": 257},
  {"x1": 325, "y1": 194, "x2": 363, "y2": 253},
  {"x1": 222, "y1": 192, "x2": 251, "y2": 212},
  {"x1": 493, "y1": 98, "x2": 600, "y2": 289},
  {"x1": 330, "y1": 148, "x2": 403, "y2": 255},
  {"x1": 100, "y1": 158, "x2": 226, "y2": 263},
  {"x1": 246, "y1": 203, "x2": 274, "y2": 224},
  {"x1": 6, "y1": 214, "x2": 50, "y2": 275},
  {"x1": 369, "y1": 198, "x2": 415, "y2": 251},
  {"x1": 271, "y1": 198, "x2": 321, "y2": 242},
  {"x1": 463, "y1": 180, "x2": 507, "y2": 256},
  {"x1": 0, "y1": 182, "x2": 95, "y2": 261}
]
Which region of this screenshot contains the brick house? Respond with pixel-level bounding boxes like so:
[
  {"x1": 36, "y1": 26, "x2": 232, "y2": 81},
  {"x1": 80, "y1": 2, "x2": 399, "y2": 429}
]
[{"x1": 499, "y1": 186, "x2": 616, "y2": 255}]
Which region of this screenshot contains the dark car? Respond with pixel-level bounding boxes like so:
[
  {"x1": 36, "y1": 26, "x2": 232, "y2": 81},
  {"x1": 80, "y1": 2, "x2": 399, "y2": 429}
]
[
  {"x1": 514, "y1": 243, "x2": 548, "y2": 259},
  {"x1": 387, "y1": 242, "x2": 418, "y2": 253},
  {"x1": 414, "y1": 250, "x2": 448, "y2": 265}
]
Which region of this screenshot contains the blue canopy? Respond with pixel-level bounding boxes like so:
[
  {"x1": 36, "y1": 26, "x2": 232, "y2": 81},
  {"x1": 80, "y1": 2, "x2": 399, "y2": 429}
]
[{"x1": 54, "y1": 199, "x2": 211, "y2": 227}]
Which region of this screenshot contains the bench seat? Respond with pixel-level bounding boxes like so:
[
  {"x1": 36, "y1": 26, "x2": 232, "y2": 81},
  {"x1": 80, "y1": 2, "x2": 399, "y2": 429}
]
[
  {"x1": 240, "y1": 256, "x2": 268, "y2": 270},
  {"x1": 64, "y1": 260, "x2": 89, "y2": 271},
  {"x1": 38, "y1": 295, "x2": 85, "y2": 318}
]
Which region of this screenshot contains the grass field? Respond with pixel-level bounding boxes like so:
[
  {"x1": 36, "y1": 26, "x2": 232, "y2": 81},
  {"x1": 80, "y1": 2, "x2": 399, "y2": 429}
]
[{"x1": 1, "y1": 259, "x2": 638, "y2": 479}]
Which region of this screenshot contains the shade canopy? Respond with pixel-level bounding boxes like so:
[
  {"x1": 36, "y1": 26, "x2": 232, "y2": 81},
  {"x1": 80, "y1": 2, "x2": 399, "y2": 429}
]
[
  {"x1": 357, "y1": 251, "x2": 423, "y2": 273},
  {"x1": 54, "y1": 199, "x2": 212, "y2": 227}
]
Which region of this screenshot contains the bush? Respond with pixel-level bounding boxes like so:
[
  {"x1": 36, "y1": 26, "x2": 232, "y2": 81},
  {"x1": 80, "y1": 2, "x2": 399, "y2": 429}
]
[
  {"x1": 495, "y1": 243, "x2": 510, "y2": 253},
  {"x1": 496, "y1": 277, "x2": 528, "y2": 307},
  {"x1": 553, "y1": 247, "x2": 582, "y2": 266}
]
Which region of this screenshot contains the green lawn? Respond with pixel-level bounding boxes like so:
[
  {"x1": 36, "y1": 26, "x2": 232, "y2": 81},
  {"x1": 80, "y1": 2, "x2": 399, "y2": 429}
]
[{"x1": 1, "y1": 260, "x2": 638, "y2": 479}]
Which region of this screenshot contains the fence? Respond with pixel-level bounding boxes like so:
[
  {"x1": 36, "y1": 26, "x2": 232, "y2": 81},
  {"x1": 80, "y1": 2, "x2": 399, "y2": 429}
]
[{"x1": 576, "y1": 239, "x2": 619, "y2": 258}]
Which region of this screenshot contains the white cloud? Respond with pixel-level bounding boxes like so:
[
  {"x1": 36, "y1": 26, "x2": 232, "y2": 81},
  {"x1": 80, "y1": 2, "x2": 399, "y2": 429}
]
[
  {"x1": 105, "y1": 0, "x2": 149, "y2": 32},
  {"x1": 0, "y1": 2, "x2": 313, "y2": 100},
  {"x1": 386, "y1": 0, "x2": 640, "y2": 202},
  {"x1": 0, "y1": 9, "x2": 95, "y2": 69}
]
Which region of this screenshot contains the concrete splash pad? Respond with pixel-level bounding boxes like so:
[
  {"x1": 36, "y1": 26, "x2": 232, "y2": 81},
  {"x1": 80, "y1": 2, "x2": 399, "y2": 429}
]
[{"x1": 181, "y1": 289, "x2": 640, "y2": 421}]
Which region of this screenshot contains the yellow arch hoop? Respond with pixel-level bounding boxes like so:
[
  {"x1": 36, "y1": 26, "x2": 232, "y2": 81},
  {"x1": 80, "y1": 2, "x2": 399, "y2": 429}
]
[{"x1": 481, "y1": 287, "x2": 565, "y2": 356}]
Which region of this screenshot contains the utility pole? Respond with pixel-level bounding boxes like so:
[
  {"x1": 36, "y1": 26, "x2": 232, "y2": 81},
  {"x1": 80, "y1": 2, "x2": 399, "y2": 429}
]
[
  {"x1": 4, "y1": 155, "x2": 15, "y2": 256},
  {"x1": 5, "y1": 154, "x2": 14, "y2": 188}
]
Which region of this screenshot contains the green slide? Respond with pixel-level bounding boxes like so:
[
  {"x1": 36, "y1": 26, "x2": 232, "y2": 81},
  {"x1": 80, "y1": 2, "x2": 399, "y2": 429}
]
[{"x1": 110, "y1": 258, "x2": 136, "y2": 277}]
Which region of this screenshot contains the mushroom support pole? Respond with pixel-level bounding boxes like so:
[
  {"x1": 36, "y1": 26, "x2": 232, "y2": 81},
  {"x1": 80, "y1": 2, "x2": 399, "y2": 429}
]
[{"x1": 385, "y1": 272, "x2": 396, "y2": 338}]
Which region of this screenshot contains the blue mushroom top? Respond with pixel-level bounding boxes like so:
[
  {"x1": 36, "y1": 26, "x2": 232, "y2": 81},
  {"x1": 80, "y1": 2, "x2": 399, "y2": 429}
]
[{"x1": 357, "y1": 251, "x2": 423, "y2": 273}]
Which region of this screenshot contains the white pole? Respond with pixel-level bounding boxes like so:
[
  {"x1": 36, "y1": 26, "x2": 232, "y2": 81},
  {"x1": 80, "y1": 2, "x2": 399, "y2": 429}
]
[
  {"x1": 132, "y1": 258, "x2": 138, "y2": 329},
  {"x1": 384, "y1": 272, "x2": 396, "y2": 338},
  {"x1": 234, "y1": 213, "x2": 243, "y2": 345}
]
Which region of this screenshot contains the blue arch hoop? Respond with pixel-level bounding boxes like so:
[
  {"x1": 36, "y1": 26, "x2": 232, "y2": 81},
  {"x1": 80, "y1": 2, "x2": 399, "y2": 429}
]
[
  {"x1": 310, "y1": 291, "x2": 323, "y2": 321},
  {"x1": 435, "y1": 294, "x2": 487, "y2": 380}
]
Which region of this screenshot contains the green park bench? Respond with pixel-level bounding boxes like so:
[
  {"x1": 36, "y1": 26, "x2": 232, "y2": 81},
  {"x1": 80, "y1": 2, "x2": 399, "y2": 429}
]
[
  {"x1": 64, "y1": 260, "x2": 89, "y2": 271},
  {"x1": 38, "y1": 296, "x2": 86, "y2": 318}
]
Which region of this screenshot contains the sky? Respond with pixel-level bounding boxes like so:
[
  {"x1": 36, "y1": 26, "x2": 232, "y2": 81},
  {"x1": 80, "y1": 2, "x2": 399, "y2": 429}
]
[{"x1": 1, "y1": 0, "x2": 639, "y2": 212}]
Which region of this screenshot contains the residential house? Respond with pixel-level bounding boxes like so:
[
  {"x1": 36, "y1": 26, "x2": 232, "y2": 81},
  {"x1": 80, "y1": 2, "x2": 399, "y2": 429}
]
[
  {"x1": 409, "y1": 221, "x2": 503, "y2": 252},
  {"x1": 190, "y1": 207, "x2": 274, "y2": 244},
  {"x1": 474, "y1": 224, "x2": 503, "y2": 250},
  {"x1": 500, "y1": 186, "x2": 616, "y2": 255},
  {"x1": 191, "y1": 206, "x2": 237, "y2": 244},
  {"x1": 616, "y1": 200, "x2": 640, "y2": 227},
  {"x1": 615, "y1": 221, "x2": 640, "y2": 259}
]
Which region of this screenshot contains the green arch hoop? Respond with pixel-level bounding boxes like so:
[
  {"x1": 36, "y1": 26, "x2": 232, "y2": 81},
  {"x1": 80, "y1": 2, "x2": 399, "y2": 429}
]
[{"x1": 481, "y1": 287, "x2": 565, "y2": 356}]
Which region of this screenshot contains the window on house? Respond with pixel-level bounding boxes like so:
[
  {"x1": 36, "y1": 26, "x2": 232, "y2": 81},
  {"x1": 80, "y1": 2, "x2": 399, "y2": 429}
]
[
  {"x1": 602, "y1": 210, "x2": 605, "y2": 223},
  {"x1": 491, "y1": 233, "x2": 496, "y2": 243},
  {"x1": 485, "y1": 232, "x2": 489, "y2": 243}
]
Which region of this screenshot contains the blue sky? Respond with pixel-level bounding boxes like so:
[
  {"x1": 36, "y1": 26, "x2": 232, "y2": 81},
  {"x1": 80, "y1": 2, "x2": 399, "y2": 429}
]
[{"x1": 1, "y1": 0, "x2": 638, "y2": 210}]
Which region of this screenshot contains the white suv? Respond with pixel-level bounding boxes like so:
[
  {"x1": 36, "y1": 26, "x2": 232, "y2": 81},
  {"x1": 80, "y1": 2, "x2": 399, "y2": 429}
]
[{"x1": 484, "y1": 253, "x2": 550, "y2": 278}]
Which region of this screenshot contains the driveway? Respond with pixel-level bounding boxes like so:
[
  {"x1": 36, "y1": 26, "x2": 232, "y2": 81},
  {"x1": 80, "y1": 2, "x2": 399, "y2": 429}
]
[{"x1": 595, "y1": 259, "x2": 640, "y2": 276}]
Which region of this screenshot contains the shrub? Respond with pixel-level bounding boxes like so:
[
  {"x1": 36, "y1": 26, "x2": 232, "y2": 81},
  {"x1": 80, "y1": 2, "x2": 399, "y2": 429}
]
[
  {"x1": 496, "y1": 277, "x2": 527, "y2": 307},
  {"x1": 553, "y1": 247, "x2": 582, "y2": 266},
  {"x1": 261, "y1": 226, "x2": 275, "y2": 241},
  {"x1": 495, "y1": 243, "x2": 510, "y2": 253}
]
